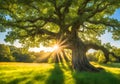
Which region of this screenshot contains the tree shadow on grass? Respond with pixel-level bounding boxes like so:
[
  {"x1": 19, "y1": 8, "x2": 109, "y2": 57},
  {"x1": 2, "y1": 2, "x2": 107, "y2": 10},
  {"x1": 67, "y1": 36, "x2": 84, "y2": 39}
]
[
  {"x1": 60, "y1": 62, "x2": 73, "y2": 71},
  {"x1": 100, "y1": 63, "x2": 120, "y2": 68},
  {"x1": 7, "y1": 71, "x2": 34, "y2": 84},
  {"x1": 72, "y1": 70, "x2": 120, "y2": 84},
  {"x1": 8, "y1": 77, "x2": 28, "y2": 84},
  {"x1": 46, "y1": 63, "x2": 65, "y2": 84}
]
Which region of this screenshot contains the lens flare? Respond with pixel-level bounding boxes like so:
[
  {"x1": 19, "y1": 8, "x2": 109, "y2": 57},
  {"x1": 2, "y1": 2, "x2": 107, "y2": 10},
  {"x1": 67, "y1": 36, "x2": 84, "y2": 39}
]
[{"x1": 53, "y1": 44, "x2": 59, "y2": 51}]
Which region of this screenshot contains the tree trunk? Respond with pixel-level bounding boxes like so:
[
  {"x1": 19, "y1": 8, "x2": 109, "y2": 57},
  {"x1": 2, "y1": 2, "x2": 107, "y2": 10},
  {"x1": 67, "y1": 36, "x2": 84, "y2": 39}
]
[
  {"x1": 72, "y1": 41, "x2": 99, "y2": 72},
  {"x1": 71, "y1": 29, "x2": 99, "y2": 72}
]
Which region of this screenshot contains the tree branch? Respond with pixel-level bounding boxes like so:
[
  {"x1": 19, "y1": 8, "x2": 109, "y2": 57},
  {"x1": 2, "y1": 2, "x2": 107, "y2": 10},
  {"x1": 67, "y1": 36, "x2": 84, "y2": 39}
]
[
  {"x1": 87, "y1": 3, "x2": 111, "y2": 19},
  {"x1": 85, "y1": 43, "x2": 120, "y2": 63},
  {"x1": 77, "y1": 0, "x2": 91, "y2": 15},
  {"x1": 1, "y1": 21, "x2": 57, "y2": 38},
  {"x1": 87, "y1": 18, "x2": 120, "y2": 28}
]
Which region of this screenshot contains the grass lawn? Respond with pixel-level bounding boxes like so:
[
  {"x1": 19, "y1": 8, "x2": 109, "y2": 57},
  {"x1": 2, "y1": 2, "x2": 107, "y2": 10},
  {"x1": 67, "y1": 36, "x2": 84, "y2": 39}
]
[{"x1": 0, "y1": 62, "x2": 120, "y2": 84}]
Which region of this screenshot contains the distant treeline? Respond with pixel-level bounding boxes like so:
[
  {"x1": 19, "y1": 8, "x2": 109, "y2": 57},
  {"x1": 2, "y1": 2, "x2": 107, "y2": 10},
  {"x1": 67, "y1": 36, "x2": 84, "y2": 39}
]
[
  {"x1": 0, "y1": 44, "x2": 52, "y2": 63},
  {"x1": 0, "y1": 44, "x2": 120, "y2": 63}
]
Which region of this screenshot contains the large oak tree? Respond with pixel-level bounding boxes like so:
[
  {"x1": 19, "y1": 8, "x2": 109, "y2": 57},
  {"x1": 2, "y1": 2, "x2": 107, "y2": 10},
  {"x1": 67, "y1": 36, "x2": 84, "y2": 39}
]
[{"x1": 0, "y1": 0, "x2": 120, "y2": 72}]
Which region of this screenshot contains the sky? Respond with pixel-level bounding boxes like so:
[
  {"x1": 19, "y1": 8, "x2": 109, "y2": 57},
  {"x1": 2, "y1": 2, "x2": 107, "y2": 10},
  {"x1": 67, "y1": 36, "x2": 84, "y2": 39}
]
[
  {"x1": 0, "y1": 9, "x2": 120, "y2": 52},
  {"x1": 99, "y1": 9, "x2": 120, "y2": 48}
]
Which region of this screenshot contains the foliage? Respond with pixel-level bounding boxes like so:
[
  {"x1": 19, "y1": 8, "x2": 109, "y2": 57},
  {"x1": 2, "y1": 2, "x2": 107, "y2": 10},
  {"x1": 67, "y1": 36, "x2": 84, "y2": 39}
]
[
  {"x1": 102, "y1": 43, "x2": 120, "y2": 62},
  {"x1": 111, "y1": 47, "x2": 120, "y2": 56},
  {"x1": 29, "y1": 51, "x2": 51, "y2": 63},
  {"x1": 86, "y1": 52, "x2": 98, "y2": 62},
  {"x1": 0, "y1": 44, "x2": 14, "y2": 61},
  {"x1": 87, "y1": 50, "x2": 106, "y2": 63},
  {"x1": 0, "y1": 0, "x2": 120, "y2": 47},
  {"x1": 0, "y1": 44, "x2": 37, "y2": 62},
  {"x1": 110, "y1": 47, "x2": 120, "y2": 62},
  {"x1": 12, "y1": 52, "x2": 35, "y2": 62}
]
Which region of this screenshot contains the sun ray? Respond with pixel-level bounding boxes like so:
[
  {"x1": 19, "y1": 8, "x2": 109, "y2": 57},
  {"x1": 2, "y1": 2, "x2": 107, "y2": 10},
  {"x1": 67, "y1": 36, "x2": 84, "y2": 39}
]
[
  {"x1": 42, "y1": 35, "x2": 71, "y2": 63},
  {"x1": 64, "y1": 49, "x2": 72, "y2": 61},
  {"x1": 35, "y1": 52, "x2": 52, "y2": 62},
  {"x1": 57, "y1": 53, "x2": 61, "y2": 63},
  {"x1": 61, "y1": 52, "x2": 66, "y2": 63}
]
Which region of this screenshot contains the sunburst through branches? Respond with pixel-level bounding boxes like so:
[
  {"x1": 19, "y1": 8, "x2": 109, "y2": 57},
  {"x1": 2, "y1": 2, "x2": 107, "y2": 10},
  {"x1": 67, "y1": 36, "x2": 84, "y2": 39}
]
[
  {"x1": 34, "y1": 36, "x2": 71, "y2": 64},
  {"x1": 49, "y1": 36, "x2": 71, "y2": 63}
]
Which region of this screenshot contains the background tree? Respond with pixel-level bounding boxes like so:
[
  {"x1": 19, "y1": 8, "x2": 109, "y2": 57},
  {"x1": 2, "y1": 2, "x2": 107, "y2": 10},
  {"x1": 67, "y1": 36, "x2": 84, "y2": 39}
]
[
  {"x1": 9, "y1": 46, "x2": 36, "y2": 62},
  {"x1": 0, "y1": 44, "x2": 14, "y2": 61},
  {"x1": 0, "y1": 0, "x2": 120, "y2": 72},
  {"x1": 109, "y1": 47, "x2": 120, "y2": 62},
  {"x1": 12, "y1": 51, "x2": 35, "y2": 62},
  {"x1": 86, "y1": 50, "x2": 106, "y2": 63},
  {"x1": 86, "y1": 43, "x2": 120, "y2": 63}
]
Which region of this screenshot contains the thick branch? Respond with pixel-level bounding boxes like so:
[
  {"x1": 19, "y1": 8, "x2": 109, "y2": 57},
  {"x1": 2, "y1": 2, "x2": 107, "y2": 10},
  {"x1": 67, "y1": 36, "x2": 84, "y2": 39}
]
[
  {"x1": 85, "y1": 43, "x2": 120, "y2": 63},
  {"x1": 15, "y1": 16, "x2": 59, "y2": 25},
  {"x1": 77, "y1": 0, "x2": 91, "y2": 15},
  {"x1": 87, "y1": 3, "x2": 111, "y2": 19},
  {"x1": 109, "y1": 52, "x2": 120, "y2": 60},
  {"x1": 88, "y1": 18, "x2": 120, "y2": 28},
  {"x1": 1, "y1": 21, "x2": 57, "y2": 37}
]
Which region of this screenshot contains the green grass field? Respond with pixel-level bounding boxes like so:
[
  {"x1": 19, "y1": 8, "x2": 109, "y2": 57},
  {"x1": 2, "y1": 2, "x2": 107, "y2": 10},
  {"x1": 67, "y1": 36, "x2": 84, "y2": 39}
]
[{"x1": 0, "y1": 62, "x2": 120, "y2": 84}]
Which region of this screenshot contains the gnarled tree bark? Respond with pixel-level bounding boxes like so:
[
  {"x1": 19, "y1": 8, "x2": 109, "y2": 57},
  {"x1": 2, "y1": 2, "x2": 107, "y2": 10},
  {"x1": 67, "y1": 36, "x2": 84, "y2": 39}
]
[{"x1": 71, "y1": 29, "x2": 99, "y2": 72}]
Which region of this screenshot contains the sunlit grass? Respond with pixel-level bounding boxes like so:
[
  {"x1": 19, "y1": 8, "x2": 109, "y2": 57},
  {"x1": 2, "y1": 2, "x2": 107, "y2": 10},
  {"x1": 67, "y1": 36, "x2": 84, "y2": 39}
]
[{"x1": 0, "y1": 62, "x2": 120, "y2": 84}]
